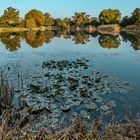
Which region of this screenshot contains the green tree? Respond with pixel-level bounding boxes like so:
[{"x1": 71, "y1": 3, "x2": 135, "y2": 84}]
[
  {"x1": 72, "y1": 12, "x2": 90, "y2": 26},
  {"x1": 54, "y1": 18, "x2": 63, "y2": 27},
  {"x1": 99, "y1": 35, "x2": 121, "y2": 49},
  {"x1": 120, "y1": 16, "x2": 133, "y2": 27},
  {"x1": 44, "y1": 12, "x2": 54, "y2": 26},
  {"x1": 0, "y1": 7, "x2": 20, "y2": 27},
  {"x1": 61, "y1": 18, "x2": 71, "y2": 28},
  {"x1": 25, "y1": 9, "x2": 45, "y2": 27},
  {"x1": 89, "y1": 17, "x2": 100, "y2": 27},
  {"x1": 99, "y1": 9, "x2": 121, "y2": 24},
  {"x1": 132, "y1": 8, "x2": 140, "y2": 25}
]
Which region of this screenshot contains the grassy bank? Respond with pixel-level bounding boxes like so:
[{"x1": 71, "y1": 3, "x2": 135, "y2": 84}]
[
  {"x1": 0, "y1": 27, "x2": 28, "y2": 33},
  {"x1": 0, "y1": 25, "x2": 139, "y2": 34},
  {"x1": 97, "y1": 24, "x2": 120, "y2": 35},
  {"x1": 0, "y1": 26, "x2": 52, "y2": 33},
  {"x1": 122, "y1": 25, "x2": 140, "y2": 33},
  {"x1": 0, "y1": 114, "x2": 140, "y2": 140}
]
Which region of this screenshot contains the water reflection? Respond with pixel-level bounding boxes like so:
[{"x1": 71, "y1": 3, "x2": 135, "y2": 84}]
[
  {"x1": 18, "y1": 59, "x2": 132, "y2": 130},
  {"x1": 72, "y1": 31, "x2": 90, "y2": 44},
  {"x1": 0, "y1": 30, "x2": 140, "y2": 51},
  {"x1": 121, "y1": 32, "x2": 140, "y2": 50},
  {"x1": 25, "y1": 31, "x2": 46, "y2": 48},
  {"x1": 0, "y1": 30, "x2": 139, "y2": 131},
  {"x1": 0, "y1": 33, "x2": 21, "y2": 51},
  {"x1": 99, "y1": 34, "x2": 121, "y2": 49}
]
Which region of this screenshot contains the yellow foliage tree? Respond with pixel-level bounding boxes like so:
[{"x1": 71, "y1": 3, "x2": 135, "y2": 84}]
[{"x1": 25, "y1": 9, "x2": 45, "y2": 27}]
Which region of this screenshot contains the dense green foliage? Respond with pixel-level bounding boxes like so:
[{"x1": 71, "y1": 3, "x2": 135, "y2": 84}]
[
  {"x1": 99, "y1": 9, "x2": 121, "y2": 24},
  {"x1": 132, "y1": 8, "x2": 140, "y2": 25},
  {"x1": 54, "y1": 18, "x2": 71, "y2": 28},
  {"x1": 72, "y1": 12, "x2": 90, "y2": 26},
  {"x1": 120, "y1": 16, "x2": 133, "y2": 27},
  {"x1": 44, "y1": 12, "x2": 54, "y2": 26}
]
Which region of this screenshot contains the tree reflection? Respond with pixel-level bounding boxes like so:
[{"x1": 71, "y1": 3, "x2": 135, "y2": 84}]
[
  {"x1": 62, "y1": 30, "x2": 71, "y2": 39},
  {"x1": 90, "y1": 31, "x2": 99, "y2": 38},
  {"x1": 0, "y1": 33, "x2": 21, "y2": 52},
  {"x1": 121, "y1": 32, "x2": 140, "y2": 50},
  {"x1": 131, "y1": 34, "x2": 140, "y2": 50},
  {"x1": 25, "y1": 31, "x2": 46, "y2": 48},
  {"x1": 1, "y1": 30, "x2": 140, "y2": 51},
  {"x1": 72, "y1": 31, "x2": 90, "y2": 44},
  {"x1": 45, "y1": 31, "x2": 54, "y2": 44},
  {"x1": 99, "y1": 34, "x2": 121, "y2": 49}
]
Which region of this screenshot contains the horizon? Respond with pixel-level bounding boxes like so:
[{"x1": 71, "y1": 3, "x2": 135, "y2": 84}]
[{"x1": 0, "y1": 0, "x2": 140, "y2": 18}]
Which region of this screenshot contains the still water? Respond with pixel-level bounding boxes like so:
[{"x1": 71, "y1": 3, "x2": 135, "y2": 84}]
[{"x1": 0, "y1": 31, "x2": 140, "y2": 131}]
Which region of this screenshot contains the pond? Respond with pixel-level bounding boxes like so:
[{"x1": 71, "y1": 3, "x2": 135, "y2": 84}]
[{"x1": 0, "y1": 30, "x2": 140, "y2": 131}]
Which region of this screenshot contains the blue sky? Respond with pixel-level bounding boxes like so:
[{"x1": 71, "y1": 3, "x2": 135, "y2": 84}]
[{"x1": 0, "y1": 0, "x2": 140, "y2": 18}]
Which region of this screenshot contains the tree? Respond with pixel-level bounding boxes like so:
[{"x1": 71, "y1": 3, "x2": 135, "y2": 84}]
[
  {"x1": 120, "y1": 16, "x2": 133, "y2": 27},
  {"x1": 25, "y1": 9, "x2": 45, "y2": 27},
  {"x1": 44, "y1": 12, "x2": 54, "y2": 26},
  {"x1": 72, "y1": 12, "x2": 90, "y2": 26},
  {"x1": 89, "y1": 17, "x2": 100, "y2": 27},
  {"x1": 54, "y1": 18, "x2": 63, "y2": 27},
  {"x1": 99, "y1": 35, "x2": 120, "y2": 49},
  {"x1": 62, "y1": 18, "x2": 71, "y2": 28},
  {"x1": 0, "y1": 7, "x2": 20, "y2": 26},
  {"x1": 25, "y1": 19, "x2": 36, "y2": 28},
  {"x1": 99, "y1": 9, "x2": 121, "y2": 24},
  {"x1": 132, "y1": 8, "x2": 140, "y2": 25}
]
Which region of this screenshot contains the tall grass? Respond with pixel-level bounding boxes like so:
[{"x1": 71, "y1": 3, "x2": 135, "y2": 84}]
[
  {"x1": 0, "y1": 113, "x2": 140, "y2": 140},
  {"x1": 0, "y1": 70, "x2": 13, "y2": 115}
]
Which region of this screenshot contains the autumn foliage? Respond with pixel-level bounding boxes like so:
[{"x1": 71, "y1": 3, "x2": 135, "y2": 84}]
[{"x1": 0, "y1": 7, "x2": 140, "y2": 28}]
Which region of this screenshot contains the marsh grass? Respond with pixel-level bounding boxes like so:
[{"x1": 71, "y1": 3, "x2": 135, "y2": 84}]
[
  {"x1": 0, "y1": 113, "x2": 140, "y2": 140},
  {"x1": 0, "y1": 70, "x2": 13, "y2": 115}
]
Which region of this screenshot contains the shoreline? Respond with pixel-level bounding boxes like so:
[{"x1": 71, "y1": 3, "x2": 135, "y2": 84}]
[{"x1": 0, "y1": 25, "x2": 140, "y2": 34}]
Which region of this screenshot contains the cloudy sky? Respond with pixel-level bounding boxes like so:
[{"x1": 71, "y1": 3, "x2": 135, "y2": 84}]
[{"x1": 0, "y1": 0, "x2": 140, "y2": 18}]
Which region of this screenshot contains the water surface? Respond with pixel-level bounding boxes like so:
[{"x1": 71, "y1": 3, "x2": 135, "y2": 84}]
[{"x1": 0, "y1": 31, "x2": 140, "y2": 131}]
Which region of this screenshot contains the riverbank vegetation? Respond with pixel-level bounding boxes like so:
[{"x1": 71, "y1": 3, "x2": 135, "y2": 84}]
[
  {"x1": 0, "y1": 110, "x2": 140, "y2": 140},
  {"x1": 0, "y1": 7, "x2": 140, "y2": 32}
]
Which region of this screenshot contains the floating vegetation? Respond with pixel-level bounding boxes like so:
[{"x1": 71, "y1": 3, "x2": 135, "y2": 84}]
[{"x1": 17, "y1": 58, "x2": 133, "y2": 131}]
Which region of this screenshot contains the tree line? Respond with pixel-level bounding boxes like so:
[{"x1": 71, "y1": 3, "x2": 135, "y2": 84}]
[{"x1": 0, "y1": 7, "x2": 140, "y2": 28}]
